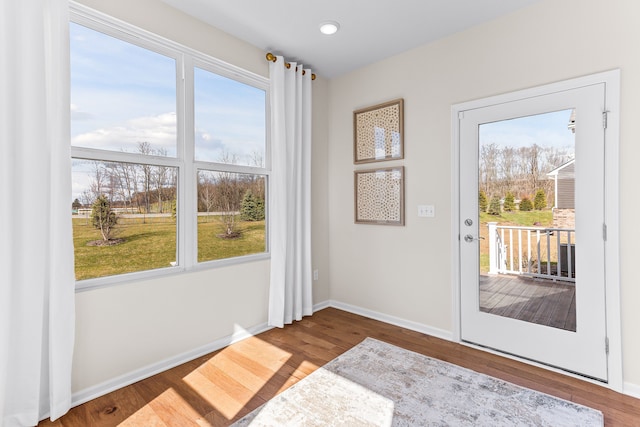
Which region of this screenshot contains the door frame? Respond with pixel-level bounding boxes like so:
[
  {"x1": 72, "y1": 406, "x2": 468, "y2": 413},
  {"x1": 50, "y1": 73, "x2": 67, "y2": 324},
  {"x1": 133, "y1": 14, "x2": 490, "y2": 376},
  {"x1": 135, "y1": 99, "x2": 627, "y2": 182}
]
[{"x1": 450, "y1": 70, "x2": 622, "y2": 391}]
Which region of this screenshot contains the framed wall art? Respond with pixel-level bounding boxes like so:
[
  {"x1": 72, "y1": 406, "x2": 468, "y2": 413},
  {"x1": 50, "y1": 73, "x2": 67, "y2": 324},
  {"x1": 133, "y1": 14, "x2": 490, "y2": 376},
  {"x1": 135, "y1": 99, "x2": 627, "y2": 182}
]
[
  {"x1": 354, "y1": 166, "x2": 405, "y2": 226},
  {"x1": 353, "y1": 98, "x2": 404, "y2": 164}
]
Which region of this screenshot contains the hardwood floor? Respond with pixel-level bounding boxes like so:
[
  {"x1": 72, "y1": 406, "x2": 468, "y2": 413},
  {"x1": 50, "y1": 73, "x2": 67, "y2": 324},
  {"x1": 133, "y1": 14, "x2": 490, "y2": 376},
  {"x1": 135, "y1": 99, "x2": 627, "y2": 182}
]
[
  {"x1": 480, "y1": 273, "x2": 576, "y2": 331},
  {"x1": 39, "y1": 307, "x2": 639, "y2": 426}
]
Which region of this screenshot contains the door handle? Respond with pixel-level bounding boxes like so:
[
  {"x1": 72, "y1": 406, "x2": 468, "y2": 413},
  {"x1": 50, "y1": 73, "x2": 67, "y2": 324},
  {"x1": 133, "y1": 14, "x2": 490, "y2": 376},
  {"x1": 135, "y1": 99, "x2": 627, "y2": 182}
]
[{"x1": 464, "y1": 234, "x2": 485, "y2": 243}]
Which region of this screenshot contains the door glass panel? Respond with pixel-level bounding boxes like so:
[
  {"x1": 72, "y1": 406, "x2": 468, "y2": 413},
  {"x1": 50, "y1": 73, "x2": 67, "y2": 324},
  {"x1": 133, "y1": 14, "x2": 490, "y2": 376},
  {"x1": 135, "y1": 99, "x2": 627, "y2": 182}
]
[{"x1": 478, "y1": 109, "x2": 576, "y2": 331}]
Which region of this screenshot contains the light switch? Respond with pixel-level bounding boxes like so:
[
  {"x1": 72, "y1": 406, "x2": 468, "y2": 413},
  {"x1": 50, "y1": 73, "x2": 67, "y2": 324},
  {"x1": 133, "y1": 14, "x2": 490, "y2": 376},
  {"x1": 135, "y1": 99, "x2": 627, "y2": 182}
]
[{"x1": 418, "y1": 205, "x2": 435, "y2": 218}]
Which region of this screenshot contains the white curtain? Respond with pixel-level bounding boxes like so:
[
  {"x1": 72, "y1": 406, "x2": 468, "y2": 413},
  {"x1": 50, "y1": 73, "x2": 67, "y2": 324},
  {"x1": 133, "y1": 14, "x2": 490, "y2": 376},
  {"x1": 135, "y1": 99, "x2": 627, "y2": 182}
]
[
  {"x1": 0, "y1": 1, "x2": 75, "y2": 425},
  {"x1": 268, "y1": 56, "x2": 313, "y2": 328}
]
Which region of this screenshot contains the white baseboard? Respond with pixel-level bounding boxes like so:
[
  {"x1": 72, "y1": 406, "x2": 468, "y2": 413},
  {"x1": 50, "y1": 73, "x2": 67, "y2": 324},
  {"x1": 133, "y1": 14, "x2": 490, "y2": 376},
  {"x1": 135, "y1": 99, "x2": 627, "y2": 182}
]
[
  {"x1": 326, "y1": 300, "x2": 454, "y2": 342},
  {"x1": 69, "y1": 300, "x2": 638, "y2": 412},
  {"x1": 313, "y1": 300, "x2": 332, "y2": 312},
  {"x1": 71, "y1": 322, "x2": 273, "y2": 408},
  {"x1": 624, "y1": 382, "x2": 640, "y2": 399},
  {"x1": 71, "y1": 303, "x2": 332, "y2": 410}
]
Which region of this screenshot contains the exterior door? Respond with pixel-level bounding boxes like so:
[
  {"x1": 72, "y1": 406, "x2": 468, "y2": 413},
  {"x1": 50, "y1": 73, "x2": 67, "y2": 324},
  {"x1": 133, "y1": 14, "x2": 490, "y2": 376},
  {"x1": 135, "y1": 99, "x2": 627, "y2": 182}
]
[{"x1": 459, "y1": 83, "x2": 608, "y2": 381}]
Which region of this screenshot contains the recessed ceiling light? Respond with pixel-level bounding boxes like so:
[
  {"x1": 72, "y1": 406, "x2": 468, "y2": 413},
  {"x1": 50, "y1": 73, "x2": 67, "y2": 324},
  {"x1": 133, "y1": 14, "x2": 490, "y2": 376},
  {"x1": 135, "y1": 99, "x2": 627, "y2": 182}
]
[{"x1": 319, "y1": 21, "x2": 340, "y2": 35}]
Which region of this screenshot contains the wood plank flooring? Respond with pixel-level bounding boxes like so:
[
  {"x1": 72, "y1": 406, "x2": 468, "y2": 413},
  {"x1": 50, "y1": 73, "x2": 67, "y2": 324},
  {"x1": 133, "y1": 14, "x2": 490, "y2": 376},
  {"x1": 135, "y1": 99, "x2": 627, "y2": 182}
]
[
  {"x1": 480, "y1": 273, "x2": 576, "y2": 331},
  {"x1": 39, "y1": 307, "x2": 639, "y2": 426}
]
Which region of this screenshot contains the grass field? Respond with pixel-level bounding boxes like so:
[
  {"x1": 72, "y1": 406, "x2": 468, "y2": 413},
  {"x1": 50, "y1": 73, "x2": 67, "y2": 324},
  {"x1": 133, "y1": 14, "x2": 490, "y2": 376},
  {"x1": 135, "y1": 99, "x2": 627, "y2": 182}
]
[
  {"x1": 479, "y1": 210, "x2": 553, "y2": 227},
  {"x1": 73, "y1": 216, "x2": 266, "y2": 281}
]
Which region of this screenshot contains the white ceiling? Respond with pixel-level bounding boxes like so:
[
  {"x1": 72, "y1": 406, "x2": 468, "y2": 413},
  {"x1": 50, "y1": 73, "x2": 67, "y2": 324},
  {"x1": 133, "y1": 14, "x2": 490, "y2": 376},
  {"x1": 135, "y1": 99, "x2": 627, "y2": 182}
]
[{"x1": 161, "y1": 0, "x2": 542, "y2": 79}]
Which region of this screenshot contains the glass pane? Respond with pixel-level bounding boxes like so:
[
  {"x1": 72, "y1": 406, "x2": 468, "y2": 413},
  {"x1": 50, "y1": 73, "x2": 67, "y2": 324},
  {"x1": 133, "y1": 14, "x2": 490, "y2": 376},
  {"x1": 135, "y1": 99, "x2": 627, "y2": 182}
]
[
  {"x1": 72, "y1": 159, "x2": 178, "y2": 280},
  {"x1": 197, "y1": 170, "x2": 266, "y2": 262},
  {"x1": 70, "y1": 23, "x2": 177, "y2": 156},
  {"x1": 478, "y1": 109, "x2": 576, "y2": 331},
  {"x1": 194, "y1": 67, "x2": 266, "y2": 166}
]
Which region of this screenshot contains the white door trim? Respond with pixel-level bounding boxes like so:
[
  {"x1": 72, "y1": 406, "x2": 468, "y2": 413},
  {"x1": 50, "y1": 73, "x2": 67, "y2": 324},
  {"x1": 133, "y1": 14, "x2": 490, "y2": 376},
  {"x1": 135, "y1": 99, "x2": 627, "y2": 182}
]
[{"x1": 450, "y1": 70, "x2": 622, "y2": 391}]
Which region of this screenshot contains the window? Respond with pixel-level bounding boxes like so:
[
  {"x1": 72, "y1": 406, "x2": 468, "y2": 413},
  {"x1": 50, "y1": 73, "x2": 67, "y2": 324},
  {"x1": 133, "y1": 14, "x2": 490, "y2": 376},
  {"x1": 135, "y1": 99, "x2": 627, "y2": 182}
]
[{"x1": 70, "y1": 7, "x2": 269, "y2": 287}]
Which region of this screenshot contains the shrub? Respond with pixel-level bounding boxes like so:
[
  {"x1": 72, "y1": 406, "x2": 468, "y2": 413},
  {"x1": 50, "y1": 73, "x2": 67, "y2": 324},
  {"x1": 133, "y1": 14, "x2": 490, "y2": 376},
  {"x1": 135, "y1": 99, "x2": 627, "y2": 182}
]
[
  {"x1": 534, "y1": 189, "x2": 547, "y2": 210},
  {"x1": 519, "y1": 196, "x2": 533, "y2": 211},
  {"x1": 91, "y1": 195, "x2": 118, "y2": 241},
  {"x1": 503, "y1": 192, "x2": 516, "y2": 212},
  {"x1": 240, "y1": 190, "x2": 265, "y2": 221},
  {"x1": 488, "y1": 195, "x2": 501, "y2": 215},
  {"x1": 478, "y1": 190, "x2": 488, "y2": 213}
]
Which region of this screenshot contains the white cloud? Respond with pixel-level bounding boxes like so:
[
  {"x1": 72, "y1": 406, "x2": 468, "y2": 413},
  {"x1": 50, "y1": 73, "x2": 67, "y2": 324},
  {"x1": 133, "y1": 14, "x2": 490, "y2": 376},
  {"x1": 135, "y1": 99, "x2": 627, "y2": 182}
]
[
  {"x1": 70, "y1": 103, "x2": 94, "y2": 121},
  {"x1": 72, "y1": 112, "x2": 177, "y2": 155}
]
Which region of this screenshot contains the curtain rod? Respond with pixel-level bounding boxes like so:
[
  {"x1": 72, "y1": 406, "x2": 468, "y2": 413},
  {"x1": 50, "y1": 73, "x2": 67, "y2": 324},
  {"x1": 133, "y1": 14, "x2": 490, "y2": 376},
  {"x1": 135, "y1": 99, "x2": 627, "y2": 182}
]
[{"x1": 266, "y1": 52, "x2": 317, "y2": 80}]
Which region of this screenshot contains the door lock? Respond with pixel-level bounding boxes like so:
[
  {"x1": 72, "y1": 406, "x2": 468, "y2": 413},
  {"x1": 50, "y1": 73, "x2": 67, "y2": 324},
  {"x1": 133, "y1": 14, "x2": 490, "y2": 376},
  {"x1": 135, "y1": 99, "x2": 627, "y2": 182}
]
[{"x1": 464, "y1": 234, "x2": 485, "y2": 243}]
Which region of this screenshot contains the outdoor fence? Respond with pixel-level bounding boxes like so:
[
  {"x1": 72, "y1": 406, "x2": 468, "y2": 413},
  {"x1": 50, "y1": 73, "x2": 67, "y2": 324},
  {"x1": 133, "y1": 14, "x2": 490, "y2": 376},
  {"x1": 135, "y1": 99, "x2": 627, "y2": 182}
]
[{"x1": 487, "y1": 222, "x2": 575, "y2": 283}]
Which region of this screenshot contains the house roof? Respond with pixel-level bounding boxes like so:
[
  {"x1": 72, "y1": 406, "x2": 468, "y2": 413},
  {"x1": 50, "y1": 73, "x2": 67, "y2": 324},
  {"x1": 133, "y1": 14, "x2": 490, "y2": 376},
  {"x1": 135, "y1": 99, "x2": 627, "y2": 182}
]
[{"x1": 547, "y1": 159, "x2": 575, "y2": 178}]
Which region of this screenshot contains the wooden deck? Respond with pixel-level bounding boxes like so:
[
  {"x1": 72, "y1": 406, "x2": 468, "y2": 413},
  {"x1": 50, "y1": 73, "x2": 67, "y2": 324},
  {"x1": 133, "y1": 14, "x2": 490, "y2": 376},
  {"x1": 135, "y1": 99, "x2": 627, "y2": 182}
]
[{"x1": 480, "y1": 273, "x2": 576, "y2": 331}]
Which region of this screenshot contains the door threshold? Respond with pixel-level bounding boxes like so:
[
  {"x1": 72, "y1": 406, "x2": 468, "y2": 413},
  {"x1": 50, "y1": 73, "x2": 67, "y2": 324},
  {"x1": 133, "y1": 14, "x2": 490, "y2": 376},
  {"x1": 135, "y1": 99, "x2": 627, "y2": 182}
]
[{"x1": 460, "y1": 339, "x2": 608, "y2": 386}]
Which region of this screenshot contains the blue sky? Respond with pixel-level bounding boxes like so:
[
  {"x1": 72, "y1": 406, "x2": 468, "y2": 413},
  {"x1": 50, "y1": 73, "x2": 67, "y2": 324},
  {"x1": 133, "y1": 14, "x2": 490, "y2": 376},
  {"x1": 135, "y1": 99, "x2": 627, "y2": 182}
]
[
  {"x1": 479, "y1": 109, "x2": 575, "y2": 152},
  {"x1": 194, "y1": 67, "x2": 266, "y2": 164},
  {"x1": 70, "y1": 22, "x2": 178, "y2": 156},
  {"x1": 70, "y1": 22, "x2": 266, "y2": 201}
]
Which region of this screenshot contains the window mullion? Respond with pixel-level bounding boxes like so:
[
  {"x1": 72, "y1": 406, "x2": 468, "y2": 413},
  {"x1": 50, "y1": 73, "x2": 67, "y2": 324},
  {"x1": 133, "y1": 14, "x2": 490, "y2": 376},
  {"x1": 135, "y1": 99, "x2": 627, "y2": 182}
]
[
  {"x1": 70, "y1": 147, "x2": 180, "y2": 168},
  {"x1": 182, "y1": 56, "x2": 197, "y2": 268},
  {"x1": 193, "y1": 161, "x2": 267, "y2": 176}
]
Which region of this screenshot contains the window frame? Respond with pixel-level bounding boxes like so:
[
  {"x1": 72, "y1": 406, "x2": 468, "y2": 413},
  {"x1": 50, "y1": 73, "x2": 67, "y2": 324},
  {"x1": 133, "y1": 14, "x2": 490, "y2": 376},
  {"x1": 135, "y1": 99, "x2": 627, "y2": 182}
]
[{"x1": 71, "y1": 3, "x2": 271, "y2": 292}]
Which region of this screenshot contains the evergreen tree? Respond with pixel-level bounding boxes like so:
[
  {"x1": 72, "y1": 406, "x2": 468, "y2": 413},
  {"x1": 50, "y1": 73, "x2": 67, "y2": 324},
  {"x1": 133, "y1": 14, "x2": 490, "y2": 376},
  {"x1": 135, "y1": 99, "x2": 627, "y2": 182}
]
[
  {"x1": 241, "y1": 191, "x2": 265, "y2": 221},
  {"x1": 519, "y1": 196, "x2": 533, "y2": 212},
  {"x1": 72, "y1": 198, "x2": 82, "y2": 210},
  {"x1": 534, "y1": 189, "x2": 547, "y2": 210},
  {"x1": 503, "y1": 192, "x2": 516, "y2": 212},
  {"x1": 91, "y1": 195, "x2": 118, "y2": 241},
  {"x1": 488, "y1": 195, "x2": 501, "y2": 215},
  {"x1": 478, "y1": 190, "x2": 488, "y2": 213}
]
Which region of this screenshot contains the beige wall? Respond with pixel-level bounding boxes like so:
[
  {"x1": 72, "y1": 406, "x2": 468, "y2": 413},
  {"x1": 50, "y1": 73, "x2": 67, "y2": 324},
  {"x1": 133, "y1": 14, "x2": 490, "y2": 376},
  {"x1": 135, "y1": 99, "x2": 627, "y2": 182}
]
[
  {"x1": 72, "y1": 0, "x2": 640, "y2": 396},
  {"x1": 327, "y1": 0, "x2": 640, "y2": 388},
  {"x1": 72, "y1": 0, "x2": 331, "y2": 392}
]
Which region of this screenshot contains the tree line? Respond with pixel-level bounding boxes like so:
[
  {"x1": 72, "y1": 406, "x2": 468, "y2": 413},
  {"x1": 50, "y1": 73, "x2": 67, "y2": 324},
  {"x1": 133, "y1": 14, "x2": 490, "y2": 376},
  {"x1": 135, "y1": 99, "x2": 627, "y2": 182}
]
[
  {"x1": 76, "y1": 142, "x2": 266, "y2": 240},
  {"x1": 78, "y1": 142, "x2": 176, "y2": 215},
  {"x1": 479, "y1": 143, "x2": 572, "y2": 211}
]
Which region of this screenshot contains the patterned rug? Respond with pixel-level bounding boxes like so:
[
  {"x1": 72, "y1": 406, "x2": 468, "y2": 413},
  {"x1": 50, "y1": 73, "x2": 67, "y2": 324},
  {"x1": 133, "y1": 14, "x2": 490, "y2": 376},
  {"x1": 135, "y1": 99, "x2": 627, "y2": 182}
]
[{"x1": 231, "y1": 337, "x2": 603, "y2": 426}]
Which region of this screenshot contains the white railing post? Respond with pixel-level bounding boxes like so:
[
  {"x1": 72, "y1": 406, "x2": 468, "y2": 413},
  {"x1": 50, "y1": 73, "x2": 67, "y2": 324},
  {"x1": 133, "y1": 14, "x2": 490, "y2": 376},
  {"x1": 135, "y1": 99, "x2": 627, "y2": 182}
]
[
  {"x1": 490, "y1": 224, "x2": 575, "y2": 283},
  {"x1": 488, "y1": 222, "x2": 498, "y2": 274}
]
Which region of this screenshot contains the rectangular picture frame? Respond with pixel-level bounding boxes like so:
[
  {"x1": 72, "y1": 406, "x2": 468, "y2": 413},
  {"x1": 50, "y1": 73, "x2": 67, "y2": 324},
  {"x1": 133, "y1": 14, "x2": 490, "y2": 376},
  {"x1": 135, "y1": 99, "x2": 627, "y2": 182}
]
[
  {"x1": 354, "y1": 166, "x2": 405, "y2": 226},
  {"x1": 353, "y1": 98, "x2": 404, "y2": 164}
]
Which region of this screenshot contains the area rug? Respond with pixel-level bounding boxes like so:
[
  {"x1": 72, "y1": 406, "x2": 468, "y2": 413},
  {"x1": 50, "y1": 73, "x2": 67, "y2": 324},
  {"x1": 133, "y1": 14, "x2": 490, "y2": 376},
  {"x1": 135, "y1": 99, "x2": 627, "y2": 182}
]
[{"x1": 231, "y1": 337, "x2": 603, "y2": 426}]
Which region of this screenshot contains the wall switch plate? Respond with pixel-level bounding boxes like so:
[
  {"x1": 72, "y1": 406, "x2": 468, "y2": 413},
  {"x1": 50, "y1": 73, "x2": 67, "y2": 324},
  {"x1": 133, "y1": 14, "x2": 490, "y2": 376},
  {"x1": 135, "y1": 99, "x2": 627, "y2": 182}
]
[
  {"x1": 313, "y1": 269, "x2": 319, "y2": 281},
  {"x1": 418, "y1": 205, "x2": 435, "y2": 218}
]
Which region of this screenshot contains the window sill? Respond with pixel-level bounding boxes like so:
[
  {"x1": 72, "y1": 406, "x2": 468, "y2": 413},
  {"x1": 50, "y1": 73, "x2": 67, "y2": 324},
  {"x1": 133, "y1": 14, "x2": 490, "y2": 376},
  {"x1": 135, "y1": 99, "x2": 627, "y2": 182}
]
[{"x1": 75, "y1": 252, "x2": 271, "y2": 293}]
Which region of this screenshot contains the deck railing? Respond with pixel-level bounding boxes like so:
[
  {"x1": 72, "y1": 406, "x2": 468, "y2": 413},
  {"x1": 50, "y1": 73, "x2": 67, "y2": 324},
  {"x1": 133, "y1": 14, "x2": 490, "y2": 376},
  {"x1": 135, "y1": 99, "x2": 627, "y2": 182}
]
[{"x1": 487, "y1": 222, "x2": 575, "y2": 283}]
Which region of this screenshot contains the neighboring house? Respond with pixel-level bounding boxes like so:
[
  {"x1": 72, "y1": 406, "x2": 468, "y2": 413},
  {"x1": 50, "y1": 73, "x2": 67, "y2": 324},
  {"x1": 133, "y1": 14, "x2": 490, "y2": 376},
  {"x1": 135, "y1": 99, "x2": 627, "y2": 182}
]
[{"x1": 547, "y1": 159, "x2": 575, "y2": 229}]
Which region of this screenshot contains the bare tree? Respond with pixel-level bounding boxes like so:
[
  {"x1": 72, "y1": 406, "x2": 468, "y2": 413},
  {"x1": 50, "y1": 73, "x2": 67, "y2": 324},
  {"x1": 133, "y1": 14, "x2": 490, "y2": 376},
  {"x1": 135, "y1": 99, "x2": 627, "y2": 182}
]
[
  {"x1": 214, "y1": 170, "x2": 243, "y2": 236},
  {"x1": 198, "y1": 172, "x2": 216, "y2": 221},
  {"x1": 153, "y1": 148, "x2": 169, "y2": 213},
  {"x1": 480, "y1": 143, "x2": 500, "y2": 198},
  {"x1": 138, "y1": 142, "x2": 153, "y2": 215},
  {"x1": 87, "y1": 161, "x2": 107, "y2": 201},
  {"x1": 112, "y1": 161, "x2": 140, "y2": 213},
  {"x1": 479, "y1": 143, "x2": 573, "y2": 205}
]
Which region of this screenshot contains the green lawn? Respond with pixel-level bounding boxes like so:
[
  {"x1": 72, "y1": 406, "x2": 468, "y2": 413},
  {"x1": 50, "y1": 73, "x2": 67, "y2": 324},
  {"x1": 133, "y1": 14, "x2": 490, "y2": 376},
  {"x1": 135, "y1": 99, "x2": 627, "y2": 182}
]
[
  {"x1": 480, "y1": 210, "x2": 553, "y2": 227},
  {"x1": 198, "y1": 218, "x2": 266, "y2": 262},
  {"x1": 73, "y1": 216, "x2": 265, "y2": 281}
]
